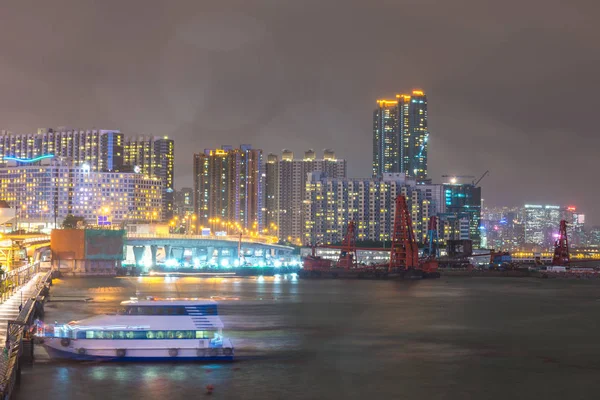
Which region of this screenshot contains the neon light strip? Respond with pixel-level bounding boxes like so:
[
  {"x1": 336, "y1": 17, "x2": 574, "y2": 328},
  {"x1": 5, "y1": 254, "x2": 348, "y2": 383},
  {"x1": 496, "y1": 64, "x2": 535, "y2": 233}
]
[{"x1": 4, "y1": 154, "x2": 55, "y2": 163}]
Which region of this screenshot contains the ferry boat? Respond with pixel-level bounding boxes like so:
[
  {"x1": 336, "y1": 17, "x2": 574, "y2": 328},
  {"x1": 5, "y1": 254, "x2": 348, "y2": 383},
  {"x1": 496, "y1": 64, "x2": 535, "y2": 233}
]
[{"x1": 36, "y1": 298, "x2": 234, "y2": 361}]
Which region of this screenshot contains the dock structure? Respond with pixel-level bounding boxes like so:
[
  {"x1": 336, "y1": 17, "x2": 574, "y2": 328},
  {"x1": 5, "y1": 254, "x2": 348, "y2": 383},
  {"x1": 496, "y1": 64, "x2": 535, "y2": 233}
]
[{"x1": 0, "y1": 263, "x2": 52, "y2": 400}]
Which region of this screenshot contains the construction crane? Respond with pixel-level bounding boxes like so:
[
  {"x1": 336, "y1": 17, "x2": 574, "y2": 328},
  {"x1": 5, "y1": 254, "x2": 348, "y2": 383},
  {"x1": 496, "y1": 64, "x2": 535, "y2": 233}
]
[
  {"x1": 389, "y1": 195, "x2": 419, "y2": 271},
  {"x1": 337, "y1": 221, "x2": 358, "y2": 269},
  {"x1": 441, "y1": 174, "x2": 475, "y2": 184},
  {"x1": 387, "y1": 195, "x2": 439, "y2": 278},
  {"x1": 441, "y1": 171, "x2": 489, "y2": 186},
  {"x1": 474, "y1": 170, "x2": 490, "y2": 186},
  {"x1": 301, "y1": 196, "x2": 439, "y2": 279}
]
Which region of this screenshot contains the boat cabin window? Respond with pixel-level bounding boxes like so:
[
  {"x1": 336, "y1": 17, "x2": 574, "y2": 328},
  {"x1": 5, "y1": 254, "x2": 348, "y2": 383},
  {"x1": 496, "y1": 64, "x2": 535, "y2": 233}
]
[
  {"x1": 77, "y1": 330, "x2": 210, "y2": 339},
  {"x1": 122, "y1": 305, "x2": 218, "y2": 316}
]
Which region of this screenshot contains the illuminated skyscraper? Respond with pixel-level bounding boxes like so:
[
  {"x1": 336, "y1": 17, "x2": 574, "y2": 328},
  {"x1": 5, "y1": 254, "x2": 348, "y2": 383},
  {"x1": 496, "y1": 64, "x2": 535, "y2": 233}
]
[
  {"x1": 264, "y1": 154, "x2": 279, "y2": 230},
  {"x1": 398, "y1": 90, "x2": 428, "y2": 179},
  {"x1": 442, "y1": 182, "x2": 482, "y2": 248},
  {"x1": 269, "y1": 149, "x2": 346, "y2": 245},
  {"x1": 372, "y1": 90, "x2": 429, "y2": 179},
  {"x1": 124, "y1": 136, "x2": 175, "y2": 220},
  {"x1": 372, "y1": 100, "x2": 399, "y2": 177},
  {"x1": 193, "y1": 145, "x2": 263, "y2": 231}
]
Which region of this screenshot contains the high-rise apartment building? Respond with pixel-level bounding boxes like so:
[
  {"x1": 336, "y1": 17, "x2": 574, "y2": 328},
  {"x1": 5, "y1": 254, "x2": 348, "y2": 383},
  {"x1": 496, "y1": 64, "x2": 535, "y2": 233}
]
[
  {"x1": 264, "y1": 154, "x2": 279, "y2": 230},
  {"x1": 0, "y1": 128, "x2": 124, "y2": 171},
  {"x1": 0, "y1": 128, "x2": 174, "y2": 220},
  {"x1": 304, "y1": 172, "x2": 444, "y2": 245},
  {"x1": 372, "y1": 90, "x2": 429, "y2": 179},
  {"x1": 124, "y1": 136, "x2": 175, "y2": 220},
  {"x1": 0, "y1": 157, "x2": 162, "y2": 229},
  {"x1": 372, "y1": 100, "x2": 400, "y2": 177},
  {"x1": 398, "y1": 91, "x2": 428, "y2": 179},
  {"x1": 193, "y1": 145, "x2": 263, "y2": 231},
  {"x1": 266, "y1": 149, "x2": 346, "y2": 244}
]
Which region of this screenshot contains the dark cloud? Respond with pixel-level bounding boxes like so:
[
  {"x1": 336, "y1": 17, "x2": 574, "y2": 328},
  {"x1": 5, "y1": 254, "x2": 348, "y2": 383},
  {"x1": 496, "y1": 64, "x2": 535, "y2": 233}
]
[{"x1": 1, "y1": 0, "x2": 599, "y2": 221}]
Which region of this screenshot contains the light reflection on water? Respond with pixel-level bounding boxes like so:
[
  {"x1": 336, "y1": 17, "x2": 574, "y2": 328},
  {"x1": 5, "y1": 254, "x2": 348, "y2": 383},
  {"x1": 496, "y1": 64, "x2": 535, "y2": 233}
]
[{"x1": 16, "y1": 276, "x2": 600, "y2": 400}]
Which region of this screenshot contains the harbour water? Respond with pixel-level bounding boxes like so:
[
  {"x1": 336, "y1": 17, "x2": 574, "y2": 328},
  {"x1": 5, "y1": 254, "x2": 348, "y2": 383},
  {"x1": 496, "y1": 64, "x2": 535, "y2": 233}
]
[{"x1": 16, "y1": 276, "x2": 600, "y2": 399}]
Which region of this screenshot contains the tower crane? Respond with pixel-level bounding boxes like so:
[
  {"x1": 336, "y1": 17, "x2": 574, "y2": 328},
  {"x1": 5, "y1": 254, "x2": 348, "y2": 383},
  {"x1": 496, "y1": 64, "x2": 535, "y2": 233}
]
[
  {"x1": 441, "y1": 171, "x2": 490, "y2": 186},
  {"x1": 473, "y1": 170, "x2": 490, "y2": 186}
]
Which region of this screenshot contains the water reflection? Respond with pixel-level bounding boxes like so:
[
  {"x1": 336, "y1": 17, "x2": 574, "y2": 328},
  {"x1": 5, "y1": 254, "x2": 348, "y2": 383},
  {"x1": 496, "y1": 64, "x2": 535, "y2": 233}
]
[{"x1": 17, "y1": 277, "x2": 600, "y2": 400}]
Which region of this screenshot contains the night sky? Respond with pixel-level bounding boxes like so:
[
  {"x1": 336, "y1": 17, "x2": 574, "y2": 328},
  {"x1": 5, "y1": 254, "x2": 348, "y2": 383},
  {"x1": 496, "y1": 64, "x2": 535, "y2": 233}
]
[{"x1": 1, "y1": 1, "x2": 598, "y2": 222}]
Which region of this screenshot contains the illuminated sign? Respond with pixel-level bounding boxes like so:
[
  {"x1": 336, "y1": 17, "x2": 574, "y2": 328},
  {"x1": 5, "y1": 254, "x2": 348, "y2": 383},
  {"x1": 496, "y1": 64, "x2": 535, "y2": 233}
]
[
  {"x1": 4, "y1": 154, "x2": 55, "y2": 163},
  {"x1": 97, "y1": 215, "x2": 111, "y2": 226}
]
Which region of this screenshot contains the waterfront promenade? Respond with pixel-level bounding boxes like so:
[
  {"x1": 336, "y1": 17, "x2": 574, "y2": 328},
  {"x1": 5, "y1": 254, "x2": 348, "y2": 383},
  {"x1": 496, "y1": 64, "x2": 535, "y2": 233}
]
[{"x1": 0, "y1": 270, "x2": 46, "y2": 343}]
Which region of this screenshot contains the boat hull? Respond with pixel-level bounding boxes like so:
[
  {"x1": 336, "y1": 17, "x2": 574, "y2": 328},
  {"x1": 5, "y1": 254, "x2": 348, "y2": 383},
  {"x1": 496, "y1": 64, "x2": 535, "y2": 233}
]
[{"x1": 41, "y1": 337, "x2": 234, "y2": 362}]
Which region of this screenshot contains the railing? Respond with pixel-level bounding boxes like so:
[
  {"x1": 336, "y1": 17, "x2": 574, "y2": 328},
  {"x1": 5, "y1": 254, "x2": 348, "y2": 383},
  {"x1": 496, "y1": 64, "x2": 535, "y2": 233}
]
[
  {"x1": 0, "y1": 264, "x2": 40, "y2": 304},
  {"x1": 126, "y1": 232, "x2": 281, "y2": 245},
  {"x1": 0, "y1": 266, "x2": 51, "y2": 399},
  {"x1": 18, "y1": 237, "x2": 50, "y2": 245}
]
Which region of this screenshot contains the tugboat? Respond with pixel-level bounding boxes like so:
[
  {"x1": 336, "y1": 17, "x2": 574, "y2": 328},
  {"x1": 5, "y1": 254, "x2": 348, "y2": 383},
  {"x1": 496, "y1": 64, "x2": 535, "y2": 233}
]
[{"x1": 300, "y1": 245, "x2": 333, "y2": 277}]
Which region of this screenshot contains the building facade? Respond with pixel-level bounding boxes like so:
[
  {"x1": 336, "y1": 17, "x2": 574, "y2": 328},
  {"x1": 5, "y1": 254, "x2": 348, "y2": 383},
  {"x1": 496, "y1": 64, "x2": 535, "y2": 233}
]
[
  {"x1": 398, "y1": 91, "x2": 428, "y2": 180},
  {"x1": 524, "y1": 204, "x2": 562, "y2": 249},
  {"x1": 372, "y1": 100, "x2": 400, "y2": 177},
  {"x1": 267, "y1": 149, "x2": 347, "y2": 244},
  {"x1": 264, "y1": 154, "x2": 279, "y2": 231},
  {"x1": 0, "y1": 128, "x2": 174, "y2": 220},
  {"x1": 124, "y1": 136, "x2": 174, "y2": 220},
  {"x1": 442, "y1": 183, "x2": 482, "y2": 248},
  {"x1": 0, "y1": 128, "x2": 124, "y2": 171},
  {"x1": 372, "y1": 90, "x2": 429, "y2": 179},
  {"x1": 173, "y1": 187, "x2": 194, "y2": 218},
  {"x1": 193, "y1": 145, "x2": 263, "y2": 231},
  {"x1": 0, "y1": 158, "x2": 162, "y2": 230},
  {"x1": 304, "y1": 172, "x2": 444, "y2": 245},
  {"x1": 480, "y1": 207, "x2": 525, "y2": 251}
]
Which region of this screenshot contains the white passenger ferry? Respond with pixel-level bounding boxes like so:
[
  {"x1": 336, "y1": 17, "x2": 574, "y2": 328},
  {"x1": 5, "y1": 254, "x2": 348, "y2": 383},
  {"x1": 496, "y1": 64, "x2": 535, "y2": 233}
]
[{"x1": 36, "y1": 298, "x2": 234, "y2": 361}]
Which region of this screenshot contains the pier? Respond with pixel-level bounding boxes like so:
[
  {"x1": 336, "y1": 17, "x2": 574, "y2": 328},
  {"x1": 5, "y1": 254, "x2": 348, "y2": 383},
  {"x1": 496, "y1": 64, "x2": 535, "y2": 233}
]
[{"x1": 0, "y1": 263, "x2": 52, "y2": 400}]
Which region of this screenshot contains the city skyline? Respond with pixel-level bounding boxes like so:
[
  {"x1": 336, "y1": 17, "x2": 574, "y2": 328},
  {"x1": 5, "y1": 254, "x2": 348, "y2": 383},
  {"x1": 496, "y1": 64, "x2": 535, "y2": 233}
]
[
  {"x1": 0, "y1": 2, "x2": 598, "y2": 223},
  {"x1": 1, "y1": 125, "x2": 596, "y2": 227}
]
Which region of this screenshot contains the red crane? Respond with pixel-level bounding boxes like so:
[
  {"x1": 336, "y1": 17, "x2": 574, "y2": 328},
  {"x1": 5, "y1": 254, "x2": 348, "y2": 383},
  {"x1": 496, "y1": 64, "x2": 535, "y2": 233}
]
[
  {"x1": 552, "y1": 219, "x2": 570, "y2": 266},
  {"x1": 301, "y1": 196, "x2": 439, "y2": 279},
  {"x1": 389, "y1": 195, "x2": 419, "y2": 272},
  {"x1": 337, "y1": 221, "x2": 357, "y2": 269}
]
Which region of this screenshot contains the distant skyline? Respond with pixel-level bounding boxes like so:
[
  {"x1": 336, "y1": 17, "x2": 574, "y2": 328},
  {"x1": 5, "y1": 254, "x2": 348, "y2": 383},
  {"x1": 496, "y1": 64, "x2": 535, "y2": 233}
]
[{"x1": 0, "y1": 1, "x2": 597, "y2": 222}]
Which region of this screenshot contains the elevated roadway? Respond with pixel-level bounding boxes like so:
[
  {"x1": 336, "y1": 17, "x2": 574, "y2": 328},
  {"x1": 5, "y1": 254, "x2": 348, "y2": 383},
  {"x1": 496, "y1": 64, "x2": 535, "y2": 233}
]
[{"x1": 125, "y1": 233, "x2": 295, "y2": 267}]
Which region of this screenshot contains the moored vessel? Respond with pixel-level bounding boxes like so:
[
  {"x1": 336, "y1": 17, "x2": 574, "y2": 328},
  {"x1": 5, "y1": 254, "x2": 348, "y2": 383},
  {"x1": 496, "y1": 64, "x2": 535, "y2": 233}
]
[{"x1": 36, "y1": 298, "x2": 234, "y2": 361}]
